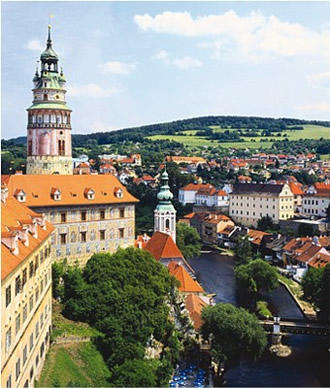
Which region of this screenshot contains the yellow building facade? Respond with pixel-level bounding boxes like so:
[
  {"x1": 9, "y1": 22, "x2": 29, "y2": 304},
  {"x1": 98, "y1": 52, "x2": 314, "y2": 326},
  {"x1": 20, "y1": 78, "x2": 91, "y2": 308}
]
[
  {"x1": 229, "y1": 183, "x2": 294, "y2": 227},
  {"x1": 1, "y1": 186, "x2": 54, "y2": 388},
  {"x1": 3, "y1": 174, "x2": 138, "y2": 267}
]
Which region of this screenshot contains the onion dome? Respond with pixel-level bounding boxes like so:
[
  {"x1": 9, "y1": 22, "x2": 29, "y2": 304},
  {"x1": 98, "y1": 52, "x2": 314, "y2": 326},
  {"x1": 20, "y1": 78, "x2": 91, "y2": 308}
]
[{"x1": 157, "y1": 168, "x2": 174, "y2": 201}]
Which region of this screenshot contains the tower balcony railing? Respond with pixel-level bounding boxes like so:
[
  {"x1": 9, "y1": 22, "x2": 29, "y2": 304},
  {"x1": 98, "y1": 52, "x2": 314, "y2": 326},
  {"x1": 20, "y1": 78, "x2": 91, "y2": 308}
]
[{"x1": 27, "y1": 123, "x2": 71, "y2": 129}]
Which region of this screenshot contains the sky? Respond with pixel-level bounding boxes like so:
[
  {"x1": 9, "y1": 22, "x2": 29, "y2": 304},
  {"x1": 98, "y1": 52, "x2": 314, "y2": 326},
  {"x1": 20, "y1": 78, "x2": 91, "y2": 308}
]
[{"x1": 2, "y1": 1, "x2": 330, "y2": 139}]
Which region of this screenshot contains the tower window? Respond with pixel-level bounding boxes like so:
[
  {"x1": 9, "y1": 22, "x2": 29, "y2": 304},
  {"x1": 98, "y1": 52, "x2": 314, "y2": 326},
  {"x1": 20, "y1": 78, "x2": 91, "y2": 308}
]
[
  {"x1": 44, "y1": 94, "x2": 48, "y2": 101},
  {"x1": 166, "y1": 219, "x2": 170, "y2": 229},
  {"x1": 28, "y1": 140, "x2": 33, "y2": 156},
  {"x1": 58, "y1": 140, "x2": 65, "y2": 156},
  {"x1": 56, "y1": 95, "x2": 60, "y2": 99},
  {"x1": 44, "y1": 83, "x2": 47, "y2": 87}
]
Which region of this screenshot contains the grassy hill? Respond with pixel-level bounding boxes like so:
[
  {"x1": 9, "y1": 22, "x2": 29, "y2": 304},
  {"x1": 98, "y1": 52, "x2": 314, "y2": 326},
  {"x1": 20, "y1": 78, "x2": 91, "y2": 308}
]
[{"x1": 147, "y1": 124, "x2": 330, "y2": 150}]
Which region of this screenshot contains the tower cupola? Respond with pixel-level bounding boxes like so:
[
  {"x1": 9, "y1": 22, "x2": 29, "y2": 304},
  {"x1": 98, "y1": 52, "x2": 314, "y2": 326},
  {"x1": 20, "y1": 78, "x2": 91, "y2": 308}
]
[
  {"x1": 40, "y1": 25, "x2": 59, "y2": 73},
  {"x1": 154, "y1": 166, "x2": 177, "y2": 242}
]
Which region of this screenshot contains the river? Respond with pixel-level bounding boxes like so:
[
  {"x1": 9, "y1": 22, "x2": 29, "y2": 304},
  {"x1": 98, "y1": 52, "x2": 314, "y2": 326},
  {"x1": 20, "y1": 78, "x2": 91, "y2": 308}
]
[{"x1": 189, "y1": 251, "x2": 330, "y2": 387}]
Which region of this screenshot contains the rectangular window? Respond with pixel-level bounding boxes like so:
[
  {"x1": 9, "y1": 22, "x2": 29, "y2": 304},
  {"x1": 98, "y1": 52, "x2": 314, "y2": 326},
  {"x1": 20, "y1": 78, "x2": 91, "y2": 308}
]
[
  {"x1": 40, "y1": 279, "x2": 44, "y2": 294},
  {"x1": 6, "y1": 328, "x2": 11, "y2": 352},
  {"x1": 81, "y1": 211, "x2": 87, "y2": 221},
  {"x1": 23, "y1": 304, "x2": 28, "y2": 323},
  {"x1": 6, "y1": 375, "x2": 11, "y2": 388},
  {"x1": 30, "y1": 367, "x2": 34, "y2": 380},
  {"x1": 23, "y1": 345, "x2": 27, "y2": 365},
  {"x1": 22, "y1": 268, "x2": 27, "y2": 288},
  {"x1": 80, "y1": 232, "x2": 87, "y2": 242},
  {"x1": 6, "y1": 285, "x2": 11, "y2": 307},
  {"x1": 45, "y1": 273, "x2": 48, "y2": 286},
  {"x1": 61, "y1": 212, "x2": 67, "y2": 222},
  {"x1": 15, "y1": 275, "x2": 21, "y2": 296},
  {"x1": 35, "y1": 255, "x2": 39, "y2": 271},
  {"x1": 16, "y1": 314, "x2": 21, "y2": 335},
  {"x1": 30, "y1": 333, "x2": 34, "y2": 351},
  {"x1": 29, "y1": 261, "x2": 34, "y2": 278},
  {"x1": 119, "y1": 208, "x2": 125, "y2": 218},
  {"x1": 60, "y1": 234, "x2": 67, "y2": 244},
  {"x1": 40, "y1": 313, "x2": 44, "y2": 328},
  {"x1": 119, "y1": 228, "x2": 124, "y2": 238},
  {"x1": 100, "y1": 230, "x2": 105, "y2": 240},
  {"x1": 100, "y1": 210, "x2": 105, "y2": 220},
  {"x1": 16, "y1": 358, "x2": 21, "y2": 381},
  {"x1": 35, "y1": 322, "x2": 39, "y2": 338},
  {"x1": 35, "y1": 287, "x2": 39, "y2": 304},
  {"x1": 29, "y1": 295, "x2": 34, "y2": 312}
]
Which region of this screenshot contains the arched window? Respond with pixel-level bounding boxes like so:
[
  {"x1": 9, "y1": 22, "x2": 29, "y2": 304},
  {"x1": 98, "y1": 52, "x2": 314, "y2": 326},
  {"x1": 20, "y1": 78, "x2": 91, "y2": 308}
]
[
  {"x1": 44, "y1": 94, "x2": 48, "y2": 101},
  {"x1": 58, "y1": 140, "x2": 65, "y2": 156},
  {"x1": 166, "y1": 219, "x2": 170, "y2": 229}
]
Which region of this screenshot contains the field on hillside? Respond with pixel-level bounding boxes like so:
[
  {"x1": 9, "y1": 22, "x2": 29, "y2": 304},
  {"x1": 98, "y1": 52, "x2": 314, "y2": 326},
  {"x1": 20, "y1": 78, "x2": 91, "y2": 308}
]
[{"x1": 147, "y1": 125, "x2": 330, "y2": 149}]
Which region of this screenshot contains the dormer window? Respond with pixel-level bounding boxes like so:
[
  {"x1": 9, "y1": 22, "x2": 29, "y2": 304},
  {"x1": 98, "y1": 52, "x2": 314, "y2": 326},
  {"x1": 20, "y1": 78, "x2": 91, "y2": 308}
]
[
  {"x1": 84, "y1": 188, "x2": 95, "y2": 200},
  {"x1": 50, "y1": 188, "x2": 61, "y2": 201},
  {"x1": 14, "y1": 189, "x2": 26, "y2": 203},
  {"x1": 114, "y1": 187, "x2": 123, "y2": 199}
]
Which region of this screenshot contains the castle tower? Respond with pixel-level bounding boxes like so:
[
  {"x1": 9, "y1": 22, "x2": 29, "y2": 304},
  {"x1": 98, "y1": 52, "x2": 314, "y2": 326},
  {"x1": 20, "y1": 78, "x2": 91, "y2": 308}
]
[
  {"x1": 154, "y1": 167, "x2": 177, "y2": 242},
  {"x1": 26, "y1": 25, "x2": 73, "y2": 175}
]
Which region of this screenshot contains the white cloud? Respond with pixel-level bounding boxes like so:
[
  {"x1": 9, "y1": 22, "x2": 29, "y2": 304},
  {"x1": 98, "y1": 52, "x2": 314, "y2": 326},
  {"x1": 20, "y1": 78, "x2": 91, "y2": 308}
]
[
  {"x1": 153, "y1": 50, "x2": 202, "y2": 69},
  {"x1": 134, "y1": 10, "x2": 330, "y2": 62},
  {"x1": 295, "y1": 101, "x2": 330, "y2": 113},
  {"x1": 172, "y1": 56, "x2": 202, "y2": 69},
  {"x1": 98, "y1": 61, "x2": 136, "y2": 75},
  {"x1": 307, "y1": 71, "x2": 330, "y2": 89},
  {"x1": 66, "y1": 83, "x2": 121, "y2": 98},
  {"x1": 25, "y1": 39, "x2": 43, "y2": 51}
]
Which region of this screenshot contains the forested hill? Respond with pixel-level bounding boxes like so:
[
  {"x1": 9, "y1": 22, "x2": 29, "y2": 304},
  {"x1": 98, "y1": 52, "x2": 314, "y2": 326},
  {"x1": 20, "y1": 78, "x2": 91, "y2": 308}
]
[{"x1": 3, "y1": 115, "x2": 330, "y2": 147}]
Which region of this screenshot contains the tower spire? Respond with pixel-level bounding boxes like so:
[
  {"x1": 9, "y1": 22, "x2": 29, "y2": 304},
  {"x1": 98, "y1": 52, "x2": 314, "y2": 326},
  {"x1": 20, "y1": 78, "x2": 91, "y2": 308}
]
[{"x1": 47, "y1": 25, "x2": 52, "y2": 49}]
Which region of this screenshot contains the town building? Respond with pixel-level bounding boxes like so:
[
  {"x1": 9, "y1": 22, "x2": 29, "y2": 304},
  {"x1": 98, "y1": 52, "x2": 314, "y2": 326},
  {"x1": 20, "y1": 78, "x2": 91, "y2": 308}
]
[
  {"x1": 143, "y1": 231, "x2": 194, "y2": 275},
  {"x1": 1, "y1": 185, "x2": 53, "y2": 388},
  {"x1": 168, "y1": 262, "x2": 205, "y2": 296},
  {"x1": 184, "y1": 294, "x2": 208, "y2": 331},
  {"x1": 154, "y1": 168, "x2": 176, "y2": 243},
  {"x1": 229, "y1": 183, "x2": 294, "y2": 227},
  {"x1": 165, "y1": 156, "x2": 207, "y2": 165},
  {"x1": 302, "y1": 182, "x2": 330, "y2": 218},
  {"x1": 26, "y1": 26, "x2": 72, "y2": 175},
  {"x1": 202, "y1": 214, "x2": 234, "y2": 245},
  {"x1": 2, "y1": 174, "x2": 138, "y2": 267}
]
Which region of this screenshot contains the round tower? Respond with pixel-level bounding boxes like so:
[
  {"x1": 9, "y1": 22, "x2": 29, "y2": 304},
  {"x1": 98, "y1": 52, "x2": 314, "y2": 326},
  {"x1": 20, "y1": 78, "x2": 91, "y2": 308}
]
[
  {"x1": 154, "y1": 167, "x2": 177, "y2": 242},
  {"x1": 26, "y1": 25, "x2": 73, "y2": 175}
]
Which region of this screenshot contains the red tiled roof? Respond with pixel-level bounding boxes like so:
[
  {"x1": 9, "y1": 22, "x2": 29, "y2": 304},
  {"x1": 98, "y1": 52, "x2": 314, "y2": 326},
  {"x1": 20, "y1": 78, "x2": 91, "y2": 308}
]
[
  {"x1": 2, "y1": 198, "x2": 54, "y2": 280},
  {"x1": 181, "y1": 183, "x2": 215, "y2": 192},
  {"x1": 293, "y1": 244, "x2": 323, "y2": 263},
  {"x1": 3, "y1": 174, "x2": 138, "y2": 207},
  {"x1": 289, "y1": 182, "x2": 304, "y2": 196},
  {"x1": 168, "y1": 262, "x2": 205, "y2": 294},
  {"x1": 308, "y1": 253, "x2": 330, "y2": 268},
  {"x1": 248, "y1": 229, "x2": 270, "y2": 245},
  {"x1": 185, "y1": 294, "x2": 207, "y2": 331},
  {"x1": 144, "y1": 232, "x2": 184, "y2": 260}
]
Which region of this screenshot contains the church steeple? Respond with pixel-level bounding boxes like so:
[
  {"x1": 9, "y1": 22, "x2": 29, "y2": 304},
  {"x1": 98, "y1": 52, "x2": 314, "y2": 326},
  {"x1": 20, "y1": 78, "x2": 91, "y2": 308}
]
[{"x1": 154, "y1": 167, "x2": 177, "y2": 242}]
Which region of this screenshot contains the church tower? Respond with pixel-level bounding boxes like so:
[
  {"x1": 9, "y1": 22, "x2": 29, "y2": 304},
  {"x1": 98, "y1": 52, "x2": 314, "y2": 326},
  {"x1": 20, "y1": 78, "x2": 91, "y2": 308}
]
[
  {"x1": 26, "y1": 25, "x2": 73, "y2": 175},
  {"x1": 154, "y1": 167, "x2": 177, "y2": 242}
]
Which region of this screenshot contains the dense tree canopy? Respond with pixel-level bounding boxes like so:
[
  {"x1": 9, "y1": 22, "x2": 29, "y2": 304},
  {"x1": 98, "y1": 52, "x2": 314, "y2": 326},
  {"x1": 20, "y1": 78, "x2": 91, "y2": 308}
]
[
  {"x1": 176, "y1": 222, "x2": 202, "y2": 259},
  {"x1": 61, "y1": 247, "x2": 180, "y2": 385},
  {"x1": 235, "y1": 259, "x2": 279, "y2": 295},
  {"x1": 201, "y1": 304, "x2": 267, "y2": 380},
  {"x1": 302, "y1": 264, "x2": 330, "y2": 319}
]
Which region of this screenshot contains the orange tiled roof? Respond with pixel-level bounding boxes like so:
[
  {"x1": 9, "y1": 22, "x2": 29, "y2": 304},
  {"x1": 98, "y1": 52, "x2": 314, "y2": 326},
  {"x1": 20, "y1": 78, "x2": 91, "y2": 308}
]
[
  {"x1": 283, "y1": 237, "x2": 330, "y2": 252},
  {"x1": 238, "y1": 175, "x2": 252, "y2": 181},
  {"x1": 204, "y1": 213, "x2": 230, "y2": 224},
  {"x1": 2, "y1": 174, "x2": 138, "y2": 207},
  {"x1": 289, "y1": 182, "x2": 304, "y2": 196},
  {"x1": 168, "y1": 262, "x2": 205, "y2": 293},
  {"x1": 2, "y1": 198, "x2": 54, "y2": 280},
  {"x1": 181, "y1": 183, "x2": 215, "y2": 192},
  {"x1": 293, "y1": 244, "x2": 323, "y2": 263},
  {"x1": 144, "y1": 232, "x2": 184, "y2": 261},
  {"x1": 184, "y1": 212, "x2": 196, "y2": 219},
  {"x1": 185, "y1": 294, "x2": 207, "y2": 331},
  {"x1": 248, "y1": 229, "x2": 270, "y2": 245},
  {"x1": 166, "y1": 156, "x2": 206, "y2": 163},
  {"x1": 308, "y1": 253, "x2": 330, "y2": 268}
]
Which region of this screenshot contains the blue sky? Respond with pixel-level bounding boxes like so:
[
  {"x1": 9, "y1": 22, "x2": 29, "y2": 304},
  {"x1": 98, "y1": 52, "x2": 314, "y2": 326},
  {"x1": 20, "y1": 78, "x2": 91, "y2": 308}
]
[{"x1": 2, "y1": 1, "x2": 330, "y2": 139}]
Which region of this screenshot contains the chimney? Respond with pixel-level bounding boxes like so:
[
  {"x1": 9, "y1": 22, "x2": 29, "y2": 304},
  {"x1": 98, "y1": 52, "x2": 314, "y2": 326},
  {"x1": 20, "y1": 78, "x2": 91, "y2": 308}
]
[
  {"x1": 1, "y1": 184, "x2": 8, "y2": 203},
  {"x1": 2, "y1": 231, "x2": 19, "y2": 255}
]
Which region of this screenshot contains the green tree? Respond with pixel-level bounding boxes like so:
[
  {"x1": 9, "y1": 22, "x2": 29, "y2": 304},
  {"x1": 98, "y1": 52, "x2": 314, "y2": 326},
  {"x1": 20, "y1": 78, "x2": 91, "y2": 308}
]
[
  {"x1": 111, "y1": 360, "x2": 157, "y2": 387},
  {"x1": 301, "y1": 266, "x2": 323, "y2": 304},
  {"x1": 201, "y1": 304, "x2": 267, "y2": 383},
  {"x1": 298, "y1": 223, "x2": 314, "y2": 237},
  {"x1": 176, "y1": 222, "x2": 202, "y2": 259},
  {"x1": 235, "y1": 259, "x2": 278, "y2": 295},
  {"x1": 234, "y1": 236, "x2": 253, "y2": 265},
  {"x1": 257, "y1": 215, "x2": 275, "y2": 232}
]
